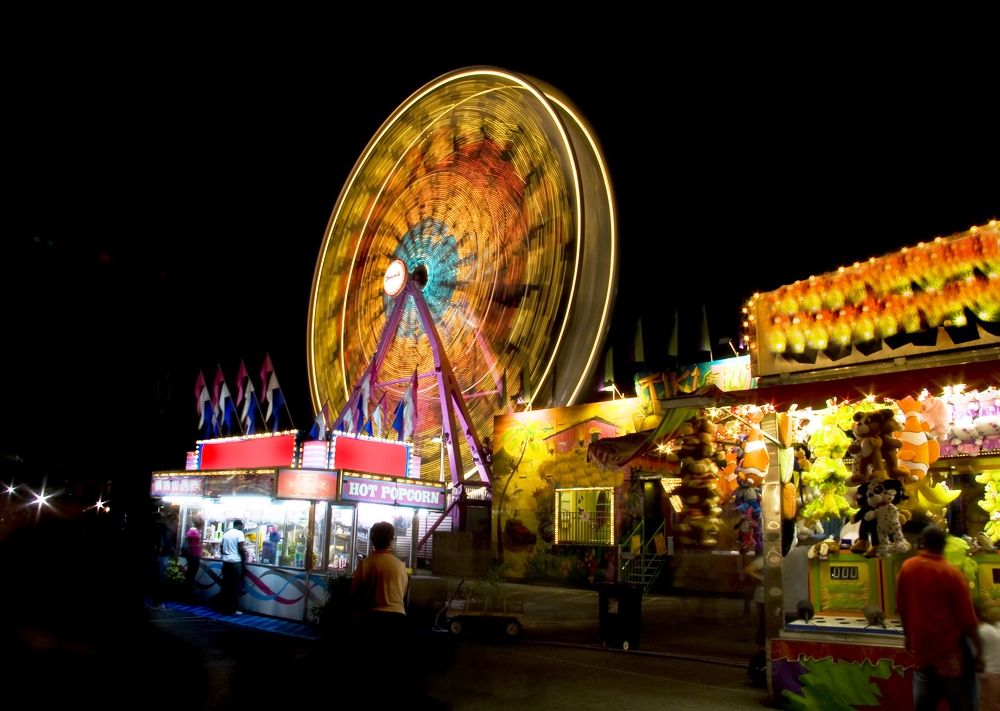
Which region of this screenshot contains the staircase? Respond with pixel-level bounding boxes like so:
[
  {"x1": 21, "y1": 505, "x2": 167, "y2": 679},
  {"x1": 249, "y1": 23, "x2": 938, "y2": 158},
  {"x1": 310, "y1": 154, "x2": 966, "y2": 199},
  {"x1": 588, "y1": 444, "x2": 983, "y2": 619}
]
[{"x1": 620, "y1": 520, "x2": 668, "y2": 594}]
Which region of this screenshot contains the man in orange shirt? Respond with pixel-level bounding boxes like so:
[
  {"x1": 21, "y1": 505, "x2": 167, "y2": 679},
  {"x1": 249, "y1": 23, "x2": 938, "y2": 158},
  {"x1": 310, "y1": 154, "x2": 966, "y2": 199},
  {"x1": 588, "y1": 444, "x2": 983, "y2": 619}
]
[{"x1": 896, "y1": 526, "x2": 982, "y2": 711}]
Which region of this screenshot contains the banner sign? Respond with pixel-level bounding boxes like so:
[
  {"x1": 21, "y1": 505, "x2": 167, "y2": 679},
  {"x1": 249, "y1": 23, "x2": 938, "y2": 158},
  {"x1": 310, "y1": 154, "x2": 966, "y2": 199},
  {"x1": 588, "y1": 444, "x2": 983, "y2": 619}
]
[
  {"x1": 199, "y1": 433, "x2": 298, "y2": 470},
  {"x1": 331, "y1": 435, "x2": 410, "y2": 478},
  {"x1": 341, "y1": 475, "x2": 445, "y2": 510},
  {"x1": 151, "y1": 475, "x2": 204, "y2": 497},
  {"x1": 202, "y1": 472, "x2": 275, "y2": 498},
  {"x1": 275, "y1": 469, "x2": 339, "y2": 501}
]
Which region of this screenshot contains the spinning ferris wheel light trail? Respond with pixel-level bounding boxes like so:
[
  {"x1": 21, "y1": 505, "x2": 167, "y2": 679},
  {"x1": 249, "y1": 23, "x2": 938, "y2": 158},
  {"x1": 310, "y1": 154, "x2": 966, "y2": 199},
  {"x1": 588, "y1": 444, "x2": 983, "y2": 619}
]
[{"x1": 308, "y1": 67, "x2": 618, "y2": 480}]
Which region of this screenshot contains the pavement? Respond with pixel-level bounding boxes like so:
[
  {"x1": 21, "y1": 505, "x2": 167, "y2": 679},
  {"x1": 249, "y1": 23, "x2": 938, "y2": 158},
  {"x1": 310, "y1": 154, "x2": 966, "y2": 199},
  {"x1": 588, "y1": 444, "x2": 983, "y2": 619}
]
[{"x1": 156, "y1": 574, "x2": 763, "y2": 668}]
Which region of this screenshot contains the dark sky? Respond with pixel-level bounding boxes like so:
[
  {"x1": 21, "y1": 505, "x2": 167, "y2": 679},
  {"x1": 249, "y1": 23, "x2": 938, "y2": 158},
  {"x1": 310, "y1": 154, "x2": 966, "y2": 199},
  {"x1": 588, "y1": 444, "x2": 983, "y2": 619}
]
[{"x1": 4, "y1": 31, "x2": 996, "y2": 489}]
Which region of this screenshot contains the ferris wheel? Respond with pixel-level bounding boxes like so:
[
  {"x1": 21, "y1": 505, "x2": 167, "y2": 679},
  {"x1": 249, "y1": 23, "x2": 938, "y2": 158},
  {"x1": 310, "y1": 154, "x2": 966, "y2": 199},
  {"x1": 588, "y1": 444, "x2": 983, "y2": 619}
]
[{"x1": 307, "y1": 67, "x2": 617, "y2": 481}]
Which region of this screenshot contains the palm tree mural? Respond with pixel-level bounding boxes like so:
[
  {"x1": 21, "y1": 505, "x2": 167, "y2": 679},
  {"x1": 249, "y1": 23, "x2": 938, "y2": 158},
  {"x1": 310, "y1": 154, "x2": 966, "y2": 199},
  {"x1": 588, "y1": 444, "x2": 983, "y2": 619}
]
[{"x1": 494, "y1": 418, "x2": 552, "y2": 564}]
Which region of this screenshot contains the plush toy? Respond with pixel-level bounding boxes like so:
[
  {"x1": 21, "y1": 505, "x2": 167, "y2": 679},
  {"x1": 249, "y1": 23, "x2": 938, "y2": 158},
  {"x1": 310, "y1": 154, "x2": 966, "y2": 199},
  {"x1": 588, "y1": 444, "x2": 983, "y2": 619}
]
[
  {"x1": 862, "y1": 479, "x2": 910, "y2": 558},
  {"x1": 950, "y1": 390, "x2": 975, "y2": 421},
  {"x1": 920, "y1": 395, "x2": 952, "y2": 443},
  {"x1": 739, "y1": 407, "x2": 769, "y2": 485},
  {"x1": 847, "y1": 410, "x2": 896, "y2": 485},
  {"x1": 801, "y1": 457, "x2": 858, "y2": 521},
  {"x1": 715, "y1": 447, "x2": 742, "y2": 504},
  {"x1": 807, "y1": 536, "x2": 838, "y2": 561},
  {"x1": 736, "y1": 506, "x2": 762, "y2": 552},
  {"x1": 976, "y1": 415, "x2": 1000, "y2": 452},
  {"x1": 808, "y1": 413, "x2": 852, "y2": 461},
  {"x1": 796, "y1": 516, "x2": 824, "y2": 542},
  {"x1": 950, "y1": 418, "x2": 982, "y2": 456},
  {"x1": 976, "y1": 387, "x2": 999, "y2": 417},
  {"x1": 850, "y1": 481, "x2": 880, "y2": 557},
  {"x1": 675, "y1": 416, "x2": 724, "y2": 548},
  {"x1": 897, "y1": 395, "x2": 939, "y2": 483},
  {"x1": 879, "y1": 410, "x2": 910, "y2": 482}
]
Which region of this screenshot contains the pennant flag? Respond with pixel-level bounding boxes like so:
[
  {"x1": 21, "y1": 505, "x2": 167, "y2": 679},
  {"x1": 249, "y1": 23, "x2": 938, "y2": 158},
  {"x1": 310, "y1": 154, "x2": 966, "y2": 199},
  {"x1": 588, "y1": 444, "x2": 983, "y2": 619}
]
[
  {"x1": 212, "y1": 366, "x2": 225, "y2": 411},
  {"x1": 215, "y1": 381, "x2": 239, "y2": 436},
  {"x1": 362, "y1": 412, "x2": 374, "y2": 437},
  {"x1": 194, "y1": 371, "x2": 207, "y2": 415},
  {"x1": 195, "y1": 371, "x2": 215, "y2": 437},
  {"x1": 667, "y1": 310, "x2": 679, "y2": 358},
  {"x1": 392, "y1": 396, "x2": 405, "y2": 440},
  {"x1": 360, "y1": 369, "x2": 373, "y2": 421},
  {"x1": 235, "y1": 360, "x2": 250, "y2": 407},
  {"x1": 371, "y1": 394, "x2": 386, "y2": 439},
  {"x1": 355, "y1": 396, "x2": 366, "y2": 435},
  {"x1": 309, "y1": 401, "x2": 330, "y2": 441},
  {"x1": 260, "y1": 353, "x2": 274, "y2": 413},
  {"x1": 266, "y1": 372, "x2": 286, "y2": 433},
  {"x1": 242, "y1": 390, "x2": 261, "y2": 435},
  {"x1": 403, "y1": 369, "x2": 418, "y2": 440},
  {"x1": 343, "y1": 403, "x2": 356, "y2": 434},
  {"x1": 633, "y1": 318, "x2": 645, "y2": 363},
  {"x1": 699, "y1": 304, "x2": 713, "y2": 358}
]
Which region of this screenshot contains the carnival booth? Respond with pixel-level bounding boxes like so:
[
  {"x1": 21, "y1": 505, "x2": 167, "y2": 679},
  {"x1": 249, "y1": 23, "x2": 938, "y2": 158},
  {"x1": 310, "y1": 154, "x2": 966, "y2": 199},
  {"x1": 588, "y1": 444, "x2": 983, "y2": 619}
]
[
  {"x1": 735, "y1": 222, "x2": 1000, "y2": 709},
  {"x1": 152, "y1": 429, "x2": 447, "y2": 622}
]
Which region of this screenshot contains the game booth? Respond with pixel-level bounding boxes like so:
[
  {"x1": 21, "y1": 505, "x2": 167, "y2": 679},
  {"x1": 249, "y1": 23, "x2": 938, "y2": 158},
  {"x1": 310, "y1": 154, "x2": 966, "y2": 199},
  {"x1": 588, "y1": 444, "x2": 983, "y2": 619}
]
[
  {"x1": 738, "y1": 222, "x2": 1000, "y2": 709},
  {"x1": 152, "y1": 429, "x2": 447, "y2": 622}
]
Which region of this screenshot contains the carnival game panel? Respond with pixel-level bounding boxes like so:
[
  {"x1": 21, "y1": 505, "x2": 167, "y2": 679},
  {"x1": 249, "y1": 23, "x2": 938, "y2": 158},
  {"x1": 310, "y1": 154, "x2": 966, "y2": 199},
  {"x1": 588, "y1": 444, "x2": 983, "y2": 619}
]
[
  {"x1": 976, "y1": 553, "x2": 1000, "y2": 609},
  {"x1": 770, "y1": 637, "x2": 916, "y2": 711},
  {"x1": 879, "y1": 550, "x2": 918, "y2": 617},
  {"x1": 809, "y1": 554, "x2": 880, "y2": 616}
]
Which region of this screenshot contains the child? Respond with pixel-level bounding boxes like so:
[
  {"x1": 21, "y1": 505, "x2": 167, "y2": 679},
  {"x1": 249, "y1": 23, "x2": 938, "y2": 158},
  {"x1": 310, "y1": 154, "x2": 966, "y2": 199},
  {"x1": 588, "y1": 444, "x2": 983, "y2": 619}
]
[{"x1": 975, "y1": 598, "x2": 1000, "y2": 711}]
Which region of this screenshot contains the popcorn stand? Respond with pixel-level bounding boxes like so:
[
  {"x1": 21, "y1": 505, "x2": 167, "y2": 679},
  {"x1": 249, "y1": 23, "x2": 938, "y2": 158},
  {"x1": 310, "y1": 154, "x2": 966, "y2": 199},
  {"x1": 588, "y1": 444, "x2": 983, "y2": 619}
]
[
  {"x1": 735, "y1": 222, "x2": 1000, "y2": 709},
  {"x1": 152, "y1": 428, "x2": 447, "y2": 622}
]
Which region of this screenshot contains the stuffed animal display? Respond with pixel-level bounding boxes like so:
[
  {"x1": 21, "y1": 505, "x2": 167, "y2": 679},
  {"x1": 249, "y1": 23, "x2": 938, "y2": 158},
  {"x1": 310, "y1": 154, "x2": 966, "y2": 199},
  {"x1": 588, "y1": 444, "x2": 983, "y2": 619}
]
[
  {"x1": 862, "y1": 479, "x2": 910, "y2": 558},
  {"x1": 674, "y1": 416, "x2": 724, "y2": 548},
  {"x1": 847, "y1": 410, "x2": 895, "y2": 485}
]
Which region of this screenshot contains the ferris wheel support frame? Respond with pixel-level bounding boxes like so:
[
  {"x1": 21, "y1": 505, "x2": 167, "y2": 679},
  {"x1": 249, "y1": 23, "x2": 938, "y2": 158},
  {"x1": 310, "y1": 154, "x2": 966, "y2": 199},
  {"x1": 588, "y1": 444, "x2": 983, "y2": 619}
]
[{"x1": 334, "y1": 276, "x2": 494, "y2": 490}]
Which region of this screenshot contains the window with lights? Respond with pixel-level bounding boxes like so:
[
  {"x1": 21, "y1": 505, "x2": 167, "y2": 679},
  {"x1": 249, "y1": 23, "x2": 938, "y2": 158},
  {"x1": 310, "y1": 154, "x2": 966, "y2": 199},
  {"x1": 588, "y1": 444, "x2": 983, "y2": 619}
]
[{"x1": 554, "y1": 487, "x2": 614, "y2": 545}]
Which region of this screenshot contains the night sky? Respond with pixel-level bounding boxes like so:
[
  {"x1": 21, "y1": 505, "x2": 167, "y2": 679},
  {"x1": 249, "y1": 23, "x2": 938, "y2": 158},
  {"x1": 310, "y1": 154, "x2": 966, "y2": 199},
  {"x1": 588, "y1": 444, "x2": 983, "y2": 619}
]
[{"x1": 4, "y1": 32, "x2": 996, "y2": 508}]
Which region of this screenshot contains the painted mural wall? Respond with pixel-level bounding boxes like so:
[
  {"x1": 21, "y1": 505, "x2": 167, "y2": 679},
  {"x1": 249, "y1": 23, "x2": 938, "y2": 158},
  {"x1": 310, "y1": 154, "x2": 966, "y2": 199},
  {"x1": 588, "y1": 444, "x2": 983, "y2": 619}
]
[{"x1": 491, "y1": 398, "x2": 642, "y2": 582}]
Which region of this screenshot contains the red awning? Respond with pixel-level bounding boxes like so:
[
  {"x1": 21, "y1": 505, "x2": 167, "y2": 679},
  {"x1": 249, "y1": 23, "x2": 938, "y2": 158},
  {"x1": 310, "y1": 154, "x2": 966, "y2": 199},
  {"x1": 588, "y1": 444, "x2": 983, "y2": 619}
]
[{"x1": 731, "y1": 357, "x2": 999, "y2": 411}]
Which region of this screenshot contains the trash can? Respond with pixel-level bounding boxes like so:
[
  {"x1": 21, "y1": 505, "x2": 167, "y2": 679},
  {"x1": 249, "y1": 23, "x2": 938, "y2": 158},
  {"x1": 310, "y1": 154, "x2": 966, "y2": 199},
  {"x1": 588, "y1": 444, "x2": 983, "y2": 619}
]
[{"x1": 599, "y1": 583, "x2": 641, "y2": 650}]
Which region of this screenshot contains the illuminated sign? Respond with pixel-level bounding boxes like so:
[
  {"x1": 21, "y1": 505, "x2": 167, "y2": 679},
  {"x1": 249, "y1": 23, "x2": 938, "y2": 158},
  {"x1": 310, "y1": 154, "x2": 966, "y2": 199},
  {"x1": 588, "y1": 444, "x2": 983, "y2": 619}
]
[
  {"x1": 203, "y1": 472, "x2": 275, "y2": 498},
  {"x1": 276, "y1": 469, "x2": 339, "y2": 501},
  {"x1": 383, "y1": 259, "x2": 407, "y2": 296},
  {"x1": 341, "y1": 475, "x2": 445, "y2": 510},
  {"x1": 331, "y1": 434, "x2": 410, "y2": 478},
  {"x1": 151, "y1": 475, "x2": 204, "y2": 496},
  {"x1": 199, "y1": 433, "x2": 298, "y2": 470}
]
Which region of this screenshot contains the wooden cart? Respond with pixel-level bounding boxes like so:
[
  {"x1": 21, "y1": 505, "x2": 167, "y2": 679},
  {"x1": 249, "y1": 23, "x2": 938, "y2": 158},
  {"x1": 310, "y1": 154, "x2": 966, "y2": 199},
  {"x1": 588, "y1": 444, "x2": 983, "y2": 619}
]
[{"x1": 442, "y1": 581, "x2": 525, "y2": 639}]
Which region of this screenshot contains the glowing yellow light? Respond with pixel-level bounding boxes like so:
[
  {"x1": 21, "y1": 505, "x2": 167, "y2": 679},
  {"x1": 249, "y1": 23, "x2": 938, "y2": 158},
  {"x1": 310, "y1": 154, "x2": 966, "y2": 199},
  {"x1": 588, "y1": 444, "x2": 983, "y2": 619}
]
[
  {"x1": 754, "y1": 293, "x2": 760, "y2": 299},
  {"x1": 853, "y1": 262, "x2": 860, "y2": 268},
  {"x1": 990, "y1": 220, "x2": 997, "y2": 227},
  {"x1": 970, "y1": 226, "x2": 978, "y2": 232},
  {"x1": 838, "y1": 266, "x2": 845, "y2": 273}
]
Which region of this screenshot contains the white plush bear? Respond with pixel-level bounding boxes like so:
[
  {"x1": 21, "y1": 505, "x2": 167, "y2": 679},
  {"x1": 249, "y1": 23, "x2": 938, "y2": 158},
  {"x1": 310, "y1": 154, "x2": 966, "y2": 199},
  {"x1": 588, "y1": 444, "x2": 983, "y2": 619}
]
[
  {"x1": 951, "y1": 418, "x2": 982, "y2": 456},
  {"x1": 976, "y1": 415, "x2": 1000, "y2": 452}
]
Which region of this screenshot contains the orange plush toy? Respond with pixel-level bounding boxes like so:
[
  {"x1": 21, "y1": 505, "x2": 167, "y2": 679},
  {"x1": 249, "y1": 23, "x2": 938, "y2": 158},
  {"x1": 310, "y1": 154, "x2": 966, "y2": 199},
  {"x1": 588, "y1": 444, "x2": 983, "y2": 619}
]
[{"x1": 739, "y1": 407, "x2": 769, "y2": 485}]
